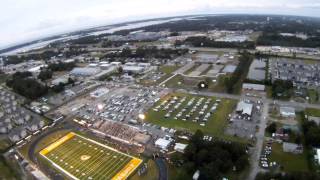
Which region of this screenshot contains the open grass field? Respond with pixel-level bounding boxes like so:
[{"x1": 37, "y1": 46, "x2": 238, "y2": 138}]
[
  {"x1": 308, "y1": 89, "x2": 319, "y2": 104},
  {"x1": 145, "y1": 93, "x2": 241, "y2": 141},
  {"x1": 129, "y1": 159, "x2": 158, "y2": 180},
  {"x1": 40, "y1": 132, "x2": 142, "y2": 180},
  {"x1": 0, "y1": 74, "x2": 8, "y2": 84},
  {"x1": 140, "y1": 65, "x2": 180, "y2": 86},
  {"x1": 269, "y1": 143, "x2": 309, "y2": 172},
  {"x1": 305, "y1": 108, "x2": 320, "y2": 117},
  {"x1": 0, "y1": 159, "x2": 16, "y2": 180}
]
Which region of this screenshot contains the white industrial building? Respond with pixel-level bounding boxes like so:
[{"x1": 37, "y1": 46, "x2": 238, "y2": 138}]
[
  {"x1": 242, "y1": 83, "x2": 265, "y2": 91},
  {"x1": 123, "y1": 65, "x2": 144, "y2": 74},
  {"x1": 70, "y1": 67, "x2": 101, "y2": 76},
  {"x1": 174, "y1": 143, "x2": 188, "y2": 153},
  {"x1": 155, "y1": 138, "x2": 172, "y2": 150},
  {"x1": 283, "y1": 142, "x2": 303, "y2": 154},
  {"x1": 280, "y1": 106, "x2": 296, "y2": 118},
  {"x1": 111, "y1": 62, "x2": 122, "y2": 66},
  {"x1": 314, "y1": 148, "x2": 320, "y2": 165},
  {"x1": 28, "y1": 65, "x2": 47, "y2": 74},
  {"x1": 94, "y1": 66, "x2": 117, "y2": 79},
  {"x1": 99, "y1": 63, "x2": 112, "y2": 70},
  {"x1": 236, "y1": 101, "x2": 253, "y2": 116},
  {"x1": 51, "y1": 76, "x2": 69, "y2": 86}
]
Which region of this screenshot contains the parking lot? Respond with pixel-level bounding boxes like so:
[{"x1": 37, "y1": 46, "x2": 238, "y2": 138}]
[
  {"x1": 260, "y1": 140, "x2": 274, "y2": 168},
  {"x1": 225, "y1": 99, "x2": 263, "y2": 139},
  {"x1": 86, "y1": 86, "x2": 163, "y2": 123}
]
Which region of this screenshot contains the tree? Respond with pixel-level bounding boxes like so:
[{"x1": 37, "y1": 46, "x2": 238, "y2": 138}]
[
  {"x1": 272, "y1": 80, "x2": 293, "y2": 99},
  {"x1": 38, "y1": 70, "x2": 53, "y2": 81},
  {"x1": 175, "y1": 130, "x2": 249, "y2": 179},
  {"x1": 118, "y1": 66, "x2": 123, "y2": 75},
  {"x1": 6, "y1": 74, "x2": 48, "y2": 100},
  {"x1": 266, "y1": 122, "x2": 277, "y2": 134}
]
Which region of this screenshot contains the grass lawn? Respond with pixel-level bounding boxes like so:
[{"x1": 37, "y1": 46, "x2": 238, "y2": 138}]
[
  {"x1": 266, "y1": 86, "x2": 273, "y2": 98},
  {"x1": 0, "y1": 160, "x2": 16, "y2": 179},
  {"x1": 0, "y1": 74, "x2": 8, "y2": 84},
  {"x1": 0, "y1": 138, "x2": 11, "y2": 152},
  {"x1": 308, "y1": 89, "x2": 319, "y2": 104},
  {"x1": 130, "y1": 159, "x2": 158, "y2": 180},
  {"x1": 145, "y1": 92, "x2": 242, "y2": 142},
  {"x1": 164, "y1": 74, "x2": 228, "y2": 93},
  {"x1": 269, "y1": 143, "x2": 309, "y2": 172},
  {"x1": 140, "y1": 65, "x2": 180, "y2": 86},
  {"x1": 164, "y1": 74, "x2": 194, "y2": 88},
  {"x1": 305, "y1": 108, "x2": 320, "y2": 117},
  {"x1": 159, "y1": 65, "x2": 180, "y2": 74}
]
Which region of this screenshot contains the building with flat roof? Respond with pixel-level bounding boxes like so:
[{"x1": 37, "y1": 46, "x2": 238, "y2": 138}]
[
  {"x1": 155, "y1": 138, "x2": 171, "y2": 150},
  {"x1": 123, "y1": 65, "x2": 144, "y2": 74},
  {"x1": 174, "y1": 143, "x2": 188, "y2": 153},
  {"x1": 280, "y1": 106, "x2": 296, "y2": 118},
  {"x1": 222, "y1": 65, "x2": 237, "y2": 73},
  {"x1": 236, "y1": 101, "x2": 253, "y2": 116},
  {"x1": 283, "y1": 142, "x2": 303, "y2": 154},
  {"x1": 314, "y1": 148, "x2": 320, "y2": 165},
  {"x1": 242, "y1": 83, "x2": 265, "y2": 91},
  {"x1": 70, "y1": 67, "x2": 101, "y2": 76}
]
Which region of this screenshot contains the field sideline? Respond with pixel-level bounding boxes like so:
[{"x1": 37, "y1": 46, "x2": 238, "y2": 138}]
[{"x1": 39, "y1": 132, "x2": 142, "y2": 180}]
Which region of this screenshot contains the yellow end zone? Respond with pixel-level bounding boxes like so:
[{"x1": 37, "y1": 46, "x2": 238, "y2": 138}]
[
  {"x1": 40, "y1": 132, "x2": 75, "y2": 155},
  {"x1": 112, "y1": 158, "x2": 143, "y2": 180}
]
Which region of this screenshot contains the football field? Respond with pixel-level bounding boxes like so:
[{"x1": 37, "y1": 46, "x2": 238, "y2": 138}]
[{"x1": 39, "y1": 132, "x2": 142, "y2": 180}]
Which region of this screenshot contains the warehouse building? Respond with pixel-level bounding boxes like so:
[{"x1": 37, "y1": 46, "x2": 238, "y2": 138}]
[
  {"x1": 174, "y1": 143, "x2": 188, "y2": 153},
  {"x1": 242, "y1": 83, "x2": 265, "y2": 91},
  {"x1": 70, "y1": 67, "x2": 101, "y2": 76},
  {"x1": 280, "y1": 106, "x2": 296, "y2": 118},
  {"x1": 123, "y1": 65, "x2": 145, "y2": 74},
  {"x1": 155, "y1": 138, "x2": 172, "y2": 150},
  {"x1": 236, "y1": 101, "x2": 253, "y2": 117}
]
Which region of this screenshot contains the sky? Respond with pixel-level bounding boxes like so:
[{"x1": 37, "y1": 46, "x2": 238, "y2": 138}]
[{"x1": 1, "y1": 0, "x2": 320, "y2": 49}]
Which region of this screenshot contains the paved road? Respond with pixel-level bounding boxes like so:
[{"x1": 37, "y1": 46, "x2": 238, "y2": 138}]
[
  {"x1": 155, "y1": 158, "x2": 168, "y2": 180},
  {"x1": 248, "y1": 100, "x2": 269, "y2": 180}
]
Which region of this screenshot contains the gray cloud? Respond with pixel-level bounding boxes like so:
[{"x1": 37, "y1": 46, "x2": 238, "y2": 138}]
[{"x1": 0, "y1": 0, "x2": 319, "y2": 48}]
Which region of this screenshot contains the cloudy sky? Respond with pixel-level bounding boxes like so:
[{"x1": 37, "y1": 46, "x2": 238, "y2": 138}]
[{"x1": 1, "y1": 0, "x2": 320, "y2": 49}]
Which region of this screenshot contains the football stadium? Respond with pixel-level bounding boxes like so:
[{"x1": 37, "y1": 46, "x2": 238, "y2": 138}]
[{"x1": 39, "y1": 132, "x2": 142, "y2": 180}]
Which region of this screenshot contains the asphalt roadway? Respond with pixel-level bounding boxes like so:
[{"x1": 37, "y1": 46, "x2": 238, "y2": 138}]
[{"x1": 155, "y1": 157, "x2": 168, "y2": 180}]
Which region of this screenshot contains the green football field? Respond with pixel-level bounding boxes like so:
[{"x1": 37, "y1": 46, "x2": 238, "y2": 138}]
[{"x1": 40, "y1": 132, "x2": 142, "y2": 180}]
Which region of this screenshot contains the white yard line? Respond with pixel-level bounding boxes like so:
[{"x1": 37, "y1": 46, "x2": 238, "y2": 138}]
[{"x1": 40, "y1": 154, "x2": 79, "y2": 180}]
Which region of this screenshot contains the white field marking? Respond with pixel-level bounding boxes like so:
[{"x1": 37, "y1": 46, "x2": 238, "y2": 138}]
[
  {"x1": 85, "y1": 149, "x2": 121, "y2": 178},
  {"x1": 71, "y1": 140, "x2": 117, "y2": 177},
  {"x1": 48, "y1": 138, "x2": 85, "y2": 171},
  {"x1": 62, "y1": 141, "x2": 102, "y2": 177},
  {"x1": 49, "y1": 137, "x2": 81, "y2": 162},
  {"x1": 99, "y1": 156, "x2": 131, "y2": 179},
  {"x1": 88, "y1": 148, "x2": 130, "y2": 179},
  {"x1": 40, "y1": 153, "x2": 79, "y2": 180},
  {"x1": 76, "y1": 146, "x2": 111, "y2": 176},
  {"x1": 91, "y1": 152, "x2": 129, "y2": 178},
  {"x1": 74, "y1": 133, "x2": 138, "y2": 159},
  {"x1": 46, "y1": 138, "x2": 90, "y2": 177}
]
